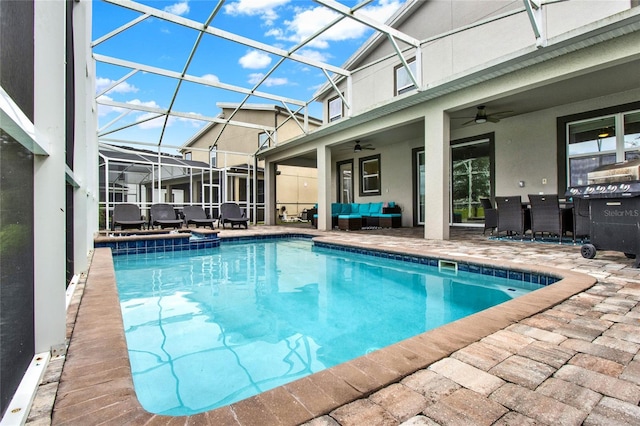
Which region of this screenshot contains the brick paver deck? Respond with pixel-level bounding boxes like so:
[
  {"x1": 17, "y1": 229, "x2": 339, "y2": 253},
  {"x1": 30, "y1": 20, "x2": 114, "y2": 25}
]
[{"x1": 28, "y1": 226, "x2": 640, "y2": 425}]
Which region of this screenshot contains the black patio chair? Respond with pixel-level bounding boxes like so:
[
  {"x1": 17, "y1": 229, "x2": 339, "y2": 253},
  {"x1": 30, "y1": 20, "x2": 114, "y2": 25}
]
[
  {"x1": 528, "y1": 194, "x2": 564, "y2": 242},
  {"x1": 219, "y1": 202, "x2": 249, "y2": 229},
  {"x1": 480, "y1": 198, "x2": 497, "y2": 235},
  {"x1": 495, "y1": 196, "x2": 526, "y2": 237},
  {"x1": 150, "y1": 204, "x2": 183, "y2": 229},
  {"x1": 112, "y1": 203, "x2": 146, "y2": 230},
  {"x1": 183, "y1": 205, "x2": 217, "y2": 229}
]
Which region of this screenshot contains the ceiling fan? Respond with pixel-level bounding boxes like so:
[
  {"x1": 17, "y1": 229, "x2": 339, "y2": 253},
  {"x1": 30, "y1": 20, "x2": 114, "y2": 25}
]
[
  {"x1": 341, "y1": 140, "x2": 375, "y2": 152},
  {"x1": 459, "y1": 105, "x2": 513, "y2": 126}
]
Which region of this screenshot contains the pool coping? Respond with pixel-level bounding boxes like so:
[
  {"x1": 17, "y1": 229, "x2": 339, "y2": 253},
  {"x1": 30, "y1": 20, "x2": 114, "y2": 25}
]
[{"x1": 51, "y1": 234, "x2": 597, "y2": 425}]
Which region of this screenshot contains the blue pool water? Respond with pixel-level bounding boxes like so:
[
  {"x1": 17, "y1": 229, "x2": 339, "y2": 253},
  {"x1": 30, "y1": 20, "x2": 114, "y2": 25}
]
[{"x1": 113, "y1": 238, "x2": 543, "y2": 416}]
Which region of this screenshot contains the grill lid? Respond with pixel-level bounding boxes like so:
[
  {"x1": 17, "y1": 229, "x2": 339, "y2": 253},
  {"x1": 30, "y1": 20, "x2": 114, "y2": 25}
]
[
  {"x1": 587, "y1": 159, "x2": 640, "y2": 184},
  {"x1": 567, "y1": 181, "x2": 640, "y2": 199}
]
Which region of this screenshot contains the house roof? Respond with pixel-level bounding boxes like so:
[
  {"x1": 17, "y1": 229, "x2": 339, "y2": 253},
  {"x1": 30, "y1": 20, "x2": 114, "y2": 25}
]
[
  {"x1": 99, "y1": 145, "x2": 211, "y2": 169},
  {"x1": 179, "y1": 102, "x2": 322, "y2": 151}
]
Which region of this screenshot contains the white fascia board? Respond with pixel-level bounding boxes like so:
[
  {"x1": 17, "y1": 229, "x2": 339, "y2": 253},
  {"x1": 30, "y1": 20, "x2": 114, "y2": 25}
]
[{"x1": 0, "y1": 86, "x2": 49, "y2": 156}]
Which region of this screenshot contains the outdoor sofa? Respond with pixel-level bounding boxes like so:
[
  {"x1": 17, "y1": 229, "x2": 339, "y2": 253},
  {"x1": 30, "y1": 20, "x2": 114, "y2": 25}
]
[{"x1": 311, "y1": 202, "x2": 401, "y2": 230}]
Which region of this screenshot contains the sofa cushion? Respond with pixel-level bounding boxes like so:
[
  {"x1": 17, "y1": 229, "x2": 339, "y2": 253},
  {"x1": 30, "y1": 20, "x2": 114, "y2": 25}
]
[
  {"x1": 340, "y1": 203, "x2": 352, "y2": 214},
  {"x1": 331, "y1": 203, "x2": 341, "y2": 215},
  {"x1": 369, "y1": 202, "x2": 383, "y2": 214},
  {"x1": 338, "y1": 214, "x2": 362, "y2": 219},
  {"x1": 358, "y1": 203, "x2": 371, "y2": 215}
]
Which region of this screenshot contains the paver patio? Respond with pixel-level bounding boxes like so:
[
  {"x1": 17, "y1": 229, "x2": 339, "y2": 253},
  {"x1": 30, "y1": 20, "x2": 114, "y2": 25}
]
[{"x1": 26, "y1": 226, "x2": 640, "y2": 425}]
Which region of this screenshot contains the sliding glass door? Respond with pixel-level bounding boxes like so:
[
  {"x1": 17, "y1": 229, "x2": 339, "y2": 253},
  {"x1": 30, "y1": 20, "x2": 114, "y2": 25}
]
[
  {"x1": 337, "y1": 160, "x2": 353, "y2": 203},
  {"x1": 413, "y1": 135, "x2": 493, "y2": 226},
  {"x1": 450, "y1": 137, "x2": 493, "y2": 225}
]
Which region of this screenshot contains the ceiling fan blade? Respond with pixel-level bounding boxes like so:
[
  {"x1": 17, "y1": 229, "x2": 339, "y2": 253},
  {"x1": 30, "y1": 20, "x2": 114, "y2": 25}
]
[
  {"x1": 490, "y1": 110, "x2": 514, "y2": 117},
  {"x1": 462, "y1": 119, "x2": 476, "y2": 126},
  {"x1": 487, "y1": 117, "x2": 500, "y2": 123}
]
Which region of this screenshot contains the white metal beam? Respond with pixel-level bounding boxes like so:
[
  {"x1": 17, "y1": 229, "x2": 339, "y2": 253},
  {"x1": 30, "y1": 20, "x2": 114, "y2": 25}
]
[
  {"x1": 102, "y1": 0, "x2": 350, "y2": 76},
  {"x1": 94, "y1": 54, "x2": 307, "y2": 107},
  {"x1": 97, "y1": 98, "x2": 275, "y2": 132},
  {"x1": 314, "y1": 0, "x2": 420, "y2": 48},
  {"x1": 523, "y1": 0, "x2": 547, "y2": 48}
]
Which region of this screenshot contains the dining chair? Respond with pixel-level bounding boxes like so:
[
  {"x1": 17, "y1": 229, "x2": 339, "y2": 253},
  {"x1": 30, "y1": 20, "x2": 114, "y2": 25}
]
[
  {"x1": 495, "y1": 196, "x2": 526, "y2": 237},
  {"x1": 528, "y1": 194, "x2": 563, "y2": 242},
  {"x1": 480, "y1": 198, "x2": 497, "y2": 235}
]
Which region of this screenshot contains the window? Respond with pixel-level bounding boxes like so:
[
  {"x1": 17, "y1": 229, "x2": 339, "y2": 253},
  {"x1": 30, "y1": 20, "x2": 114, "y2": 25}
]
[
  {"x1": 359, "y1": 154, "x2": 381, "y2": 196},
  {"x1": 395, "y1": 57, "x2": 417, "y2": 95},
  {"x1": 258, "y1": 132, "x2": 269, "y2": 149},
  {"x1": 328, "y1": 95, "x2": 343, "y2": 122},
  {"x1": 210, "y1": 146, "x2": 217, "y2": 167},
  {"x1": 184, "y1": 152, "x2": 192, "y2": 161},
  {"x1": 566, "y1": 109, "x2": 640, "y2": 186},
  {"x1": 337, "y1": 160, "x2": 354, "y2": 203}
]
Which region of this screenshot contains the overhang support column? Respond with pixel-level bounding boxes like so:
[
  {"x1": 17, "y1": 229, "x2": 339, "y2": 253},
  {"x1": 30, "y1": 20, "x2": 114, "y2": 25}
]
[
  {"x1": 317, "y1": 145, "x2": 332, "y2": 231},
  {"x1": 423, "y1": 108, "x2": 450, "y2": 240},
  {"x1": 264, "y1": 160, "x2": 277, "y2": 225}
]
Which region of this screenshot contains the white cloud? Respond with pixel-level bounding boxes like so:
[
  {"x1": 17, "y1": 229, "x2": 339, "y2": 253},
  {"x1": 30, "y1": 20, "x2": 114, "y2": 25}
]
[
  {"x1": 278, "y1": 0, "x2": 405, "y2": 49},
  {"x1": 128, "y1": 99, "x2": 161, "y2": 109},
  {"x1": 239, "y1": 50, "x2": 272, "y2": 69},
  {"x1": 95, "y1": 77, "x2": 139, "y2": 94},
  {"x1": 359, "y1": 0, "x2": 405, "y2": 23},
  {"x1": 135, "y1": 113, "x2": 166, "y2": 129},
  {"x1": 201, "y1": 74, "x2": 220, "y2": 84},
  {"x1": 224, "y1": 0, "x2": 290, "y2": 25},
  {"x1": 96, "y1": 95, "x2": 120, "y2": 117},
  {"x1": 97, "y1": 95, "x2": 203, "y2": 131},
  {"x1": 265, "y1": 27, "x2": 282, "y2": 38},
  {"x1": 297, "y1": 49, "x2": 330, "y2": 63},
  {"x1": 164, "y1": 1, "x2": 190, "y2": 16},
  {"x1": 248, "y1": 73, "x2": 288, "y2": 87}
]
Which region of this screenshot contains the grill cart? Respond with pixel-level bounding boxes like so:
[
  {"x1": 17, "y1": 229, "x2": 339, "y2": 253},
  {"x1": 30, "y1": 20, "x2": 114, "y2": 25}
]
[{"x1": 566, "y1": 160, "x2": 640, "y2": 268}]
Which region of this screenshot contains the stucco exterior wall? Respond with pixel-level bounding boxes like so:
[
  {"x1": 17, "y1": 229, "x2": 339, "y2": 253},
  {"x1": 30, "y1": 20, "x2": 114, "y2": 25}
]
[
  {"x1": 321, "y1": 0, "x2": 633, "y2": 121},
  {"x1": 442, "y1": 86, "x2": 640, "y2": 204}
]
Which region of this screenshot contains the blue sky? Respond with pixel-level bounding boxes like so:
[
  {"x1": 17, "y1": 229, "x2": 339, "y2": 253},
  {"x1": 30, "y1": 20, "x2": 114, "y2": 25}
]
[{"x1": 93, "y1": 0, "x2": 406, "y2": 152}]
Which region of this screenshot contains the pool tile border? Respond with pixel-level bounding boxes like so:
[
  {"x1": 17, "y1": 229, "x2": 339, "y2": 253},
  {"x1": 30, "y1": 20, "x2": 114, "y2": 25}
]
[
  {"x1": 52, "y1": 234, "x2": 597, "y2": 425},
  {"x1": 94, "y1": 232, "x2": 221, "y2": 255},
  {"x1": 313, "y1": 241, "x2": 559, "y2": 287}
]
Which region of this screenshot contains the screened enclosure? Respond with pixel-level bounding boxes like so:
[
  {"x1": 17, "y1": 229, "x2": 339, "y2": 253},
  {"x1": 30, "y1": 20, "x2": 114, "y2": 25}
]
[{"x1": 99, "y1": 145, "x2": 263, "y2": 230}]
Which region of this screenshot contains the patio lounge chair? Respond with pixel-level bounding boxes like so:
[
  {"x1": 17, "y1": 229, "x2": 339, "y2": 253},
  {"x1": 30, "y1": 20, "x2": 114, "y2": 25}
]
[
  {"x1": 183, "y1": 205, "x2": 216, "y2": 229},
  {"x1": 480, "y1": 198, "x2": 497, "y2": 235},
  {"x1": 219, "y1": 202, "x2": 249, "y2": 229},
  {"x1": 112, "y1": 203, "x2": 146, "y2": 230},
  {"x1": 150, "y1": 204, "x2": 183, "y2": 229}
]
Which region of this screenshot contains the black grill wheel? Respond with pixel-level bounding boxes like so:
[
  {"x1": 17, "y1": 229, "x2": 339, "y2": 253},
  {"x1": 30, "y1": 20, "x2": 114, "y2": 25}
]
[{"x1": 581, "y1": 244, "x2": 597, "y2": 259}]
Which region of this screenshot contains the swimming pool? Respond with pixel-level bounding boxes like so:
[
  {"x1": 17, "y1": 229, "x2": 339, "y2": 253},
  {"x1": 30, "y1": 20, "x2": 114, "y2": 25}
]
[{"x1": 113, "y1": 237, "x2": 548, "y2": 416}]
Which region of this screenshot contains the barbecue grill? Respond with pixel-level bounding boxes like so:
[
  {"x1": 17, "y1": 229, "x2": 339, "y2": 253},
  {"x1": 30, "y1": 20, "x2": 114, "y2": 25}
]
[{"x1": 566, "y1": 159, "x2": 640, "y2": 267}]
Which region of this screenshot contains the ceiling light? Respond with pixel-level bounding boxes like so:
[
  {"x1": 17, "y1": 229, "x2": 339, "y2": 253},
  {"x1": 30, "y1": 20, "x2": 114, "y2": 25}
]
[
  {"x1": 598, "y1": 129, "x2": 610, "y2": 138},
  {"x1": 474, "y1": 105, "x2": 487, "y2": 124},
  {"x1": 354, "y1": 143, "x2": 362, "y2": 153}
]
